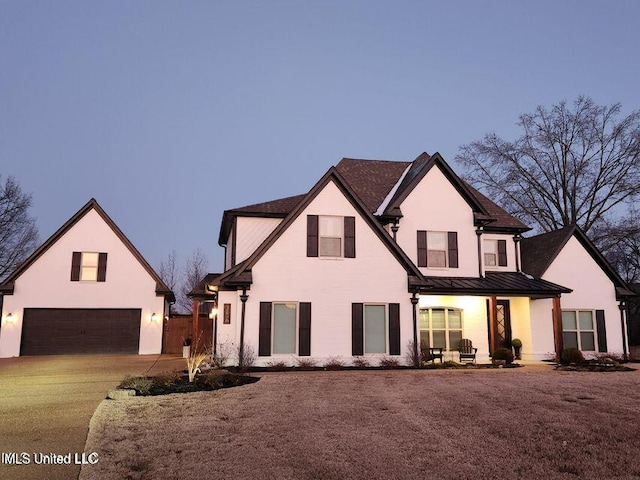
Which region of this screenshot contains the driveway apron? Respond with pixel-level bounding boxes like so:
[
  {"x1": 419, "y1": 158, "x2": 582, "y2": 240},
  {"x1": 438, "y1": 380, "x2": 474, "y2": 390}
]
[{"x1": 0, "y1": 354, "x2": 185, "y2": 480}]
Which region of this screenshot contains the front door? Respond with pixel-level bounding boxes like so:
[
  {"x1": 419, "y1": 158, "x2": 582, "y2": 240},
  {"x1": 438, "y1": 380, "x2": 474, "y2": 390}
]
[{"x1": 496, "y1": 300, "x2": 512, "y2": 349}]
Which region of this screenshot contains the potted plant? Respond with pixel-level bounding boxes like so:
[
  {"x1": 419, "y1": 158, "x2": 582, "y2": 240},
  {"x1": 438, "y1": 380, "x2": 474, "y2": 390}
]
[
  {"x1": 182, "y1": 338, "x2": 192, "y2": 359},
  {"x1": 511, "y1": 338, "x2": 522, "y2": 360}
]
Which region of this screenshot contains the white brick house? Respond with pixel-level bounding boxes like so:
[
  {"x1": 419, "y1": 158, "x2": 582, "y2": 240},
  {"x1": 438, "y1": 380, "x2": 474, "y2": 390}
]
[{"x1": 191, "y1": 152, "x2": 632, "y2": 365}]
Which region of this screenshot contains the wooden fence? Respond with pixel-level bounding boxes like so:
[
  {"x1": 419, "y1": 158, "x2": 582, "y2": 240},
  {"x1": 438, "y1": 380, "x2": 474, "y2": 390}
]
[{"x1": 162, "y1": 314, "x2": 213, "y2": 354}]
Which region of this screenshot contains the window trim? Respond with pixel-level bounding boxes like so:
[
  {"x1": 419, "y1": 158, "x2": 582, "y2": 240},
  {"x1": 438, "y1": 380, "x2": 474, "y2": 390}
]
[
  {"x1": 483, "y1": 239, "x2": 498, "y2": 267},
  {"x1": 80, "y1": 252, "x2": 99, "y2": 281},
  {"x1": 562, "y1": 309, "x2": 597, "y2": 352},
  {"x1": 419, "y1": 307, "x2": 464, "y2": 351},
  {"x1": 318, "y1": 215, "x2": 344, "y2": 258},
  {"x1": 426, "y1": 231, "x2": 448, "y2": 268}
]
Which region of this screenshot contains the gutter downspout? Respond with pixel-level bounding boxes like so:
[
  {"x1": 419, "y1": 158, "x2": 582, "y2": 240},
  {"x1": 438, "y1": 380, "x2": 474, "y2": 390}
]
[{"x1": 476, "y1": 228, "x2": 484, "y2": 278}]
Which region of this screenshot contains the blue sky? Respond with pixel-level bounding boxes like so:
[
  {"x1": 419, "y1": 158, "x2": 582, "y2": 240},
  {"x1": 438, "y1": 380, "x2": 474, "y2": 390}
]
[{"x1": 2, "y1": 1, "x2": 639, "y2": 272}]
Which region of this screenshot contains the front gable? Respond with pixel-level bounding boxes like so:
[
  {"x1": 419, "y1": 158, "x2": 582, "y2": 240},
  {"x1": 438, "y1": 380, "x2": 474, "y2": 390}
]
[{"x1": 394, "y1": 162, "x2": 479, "y2": 277}]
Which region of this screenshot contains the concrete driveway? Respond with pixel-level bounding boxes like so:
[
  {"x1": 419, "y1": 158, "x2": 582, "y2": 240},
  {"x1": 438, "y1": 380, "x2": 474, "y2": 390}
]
[{"x1": 0, "y1": 354, "x2": 185, "y2": 480}]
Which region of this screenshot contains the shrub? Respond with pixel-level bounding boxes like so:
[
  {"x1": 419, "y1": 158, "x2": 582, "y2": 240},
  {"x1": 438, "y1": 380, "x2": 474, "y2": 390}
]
[
  {"x1": 119, "y1": 376, "x2": 153, "y2": 395},
  {"x1": 211, "y1": 342, "x2": 233, "y2": 369},
  {"x1": 237, "y1": 344, "x2": 257, "y2": 372},
  {"x1": 324, "y1": 357, "x2": 345, "y2": 370},
  {"x1": 405, "y1": 341, "x2": 421, "y2": 368},
  {"x1": 492, "y1": 347, "x2": 514, "y2": 364},
  {"x1": 560, "y1": 348, "x2": 585, "y2": 365},
  {"x1": 151, "y1": 370, "x2": 181, "y2": 388},
  {"x1": 266, "y1": 360, "x2": 289, "y2": 371},
  {"x1": 511, "y1": 338, "x2": 522, "y2": 348},
  {"x1": 592, "y1": 353, "x2": 622, "y2": 364},
  {"x1": 296, "y1": 357, "x2": 317, "y2": 370},
  {"x1": 352, "y1": 356, "x2": 370, "y2": 368},
  {"x1": 379, "y1": 356, "x2": 400, "y2": 368}
]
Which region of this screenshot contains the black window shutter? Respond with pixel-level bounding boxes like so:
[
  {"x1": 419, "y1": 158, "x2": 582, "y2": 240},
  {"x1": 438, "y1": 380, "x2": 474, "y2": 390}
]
[
  {"x1": 595, "y1": 310, "x2": 608, "y2": 352},
  {"x1": 71, "y1": 252, "x2": 81, "y2": 281},
  {"x1": 344, "y1": 216, "x2": 356, "y2": 258},
  {"x1": 307, "y1": 215, "x2": 318, "y2": 257},
  {"x1": 259, "y1": 302, "x2": 272, "y2": 356},
  {"x1": 417, "y1": 231, "x2": 427, "y2": 267},
  {"x1": 299, "y1": 302, "x2": 312, "y2": 356},
  {"x1": 97, "y1": 253, "x2": 108, "y2": 282},
  {"x1": 389, "y1": 303, "x2": 400, "y2": 355},
  {"x1": 497, "y1": 240, "x2": 507, "y2": 266},
  {"x1": 448, "y1": 231, "x2": 459, "y2": 268},
  {"x1": 352, "y1": 303, "x2": 364, "y2": 356}
]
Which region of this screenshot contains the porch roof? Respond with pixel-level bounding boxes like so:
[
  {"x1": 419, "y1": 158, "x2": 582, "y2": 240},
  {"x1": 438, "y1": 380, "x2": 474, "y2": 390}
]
[{"x1": 412, "y1": 271, "x2": 571, "y2": 297}]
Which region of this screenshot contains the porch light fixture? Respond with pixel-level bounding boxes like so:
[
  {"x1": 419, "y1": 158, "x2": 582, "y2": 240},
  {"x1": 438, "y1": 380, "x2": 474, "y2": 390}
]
[
  {"x1": 150, "y1": 313, "x2": 159, "y2": 323},
  {"x1": 4, "y1": 312, "x2": 15, "y2": 324},
  {"x1": 209, "y1": 307, "x2": 218, "y2": 320}
]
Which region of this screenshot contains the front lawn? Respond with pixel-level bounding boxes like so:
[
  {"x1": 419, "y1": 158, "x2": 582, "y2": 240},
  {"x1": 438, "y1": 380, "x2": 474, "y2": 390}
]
[{"x1": 81, "y1": 366, "x2": 640, "y2": 480}]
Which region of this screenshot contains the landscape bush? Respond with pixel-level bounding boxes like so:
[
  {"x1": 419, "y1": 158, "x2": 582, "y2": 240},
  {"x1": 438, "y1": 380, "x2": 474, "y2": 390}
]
[
  {"x1": 560, "y1": 348, "x2": 585, "y2": 365},
  {"x1": 492, "y1": 347, "x2": 514, "y2": 364}
]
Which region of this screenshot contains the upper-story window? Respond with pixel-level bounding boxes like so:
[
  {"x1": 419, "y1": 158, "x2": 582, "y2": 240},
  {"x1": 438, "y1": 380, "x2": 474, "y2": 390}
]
[
  {"x1": 417, "y1": 230, "x2": 458, "y2": 269},
  {"x1": 71, "y1": 251, "x2": 108, "y2": 282},
  {"x1": 307, "y1": 215, "x2": 356, "y2": 258},
  {"x1": 319, "y1": 216, "x2": 343, "y2": 257},
  {"x1": 483, "y1": 239, "x2": 507, "y2": 267}
]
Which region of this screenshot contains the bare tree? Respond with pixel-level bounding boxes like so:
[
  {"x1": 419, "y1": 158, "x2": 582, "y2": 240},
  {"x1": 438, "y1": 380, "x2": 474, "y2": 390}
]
[
  {"x1": 178, "y1": 248, "x2": 209, "y2": 314},
  {"x1": 456, "y1": 96, "x2": 640, "y2": 236},
  {"x1": 0, "y1": 176, "x2": 39, "y2": 281},
  {"x1": 594, "y1": 210, "x2": 640, "y2": 283},
  {"x1": 158, "y1": 250, "x2": 179, "y2": 292}
]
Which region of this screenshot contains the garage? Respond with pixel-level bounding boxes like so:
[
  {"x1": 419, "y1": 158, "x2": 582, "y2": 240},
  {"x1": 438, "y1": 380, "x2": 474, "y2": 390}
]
[{"x1": 20, "y1": 308, "x2": 141, "y2": 355}]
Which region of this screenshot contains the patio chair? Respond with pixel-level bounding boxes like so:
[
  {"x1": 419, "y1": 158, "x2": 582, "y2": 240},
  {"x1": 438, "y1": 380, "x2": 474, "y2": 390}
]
[
  {"x1": 458, "y1": 339, "x2": 477, "y2": 363},
  {"x1": 420, "y1": 341, "x2": 444, "y2": 363}
]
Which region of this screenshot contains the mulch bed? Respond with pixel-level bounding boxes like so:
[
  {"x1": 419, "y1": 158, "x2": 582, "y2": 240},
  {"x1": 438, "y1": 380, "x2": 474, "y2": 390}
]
[{"x1": 119, "y1": 372, "x2": 259, "y2": 396}]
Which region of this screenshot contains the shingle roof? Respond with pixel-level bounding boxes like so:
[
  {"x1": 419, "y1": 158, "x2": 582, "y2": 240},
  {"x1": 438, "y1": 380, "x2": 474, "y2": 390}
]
[
  {"x1": 463, "y1": 183, "x2": 530, "y2": 231},
  {"x1": 218, "y1": 152, "x2": 532, "y2": 246},
  {"x1": 335, "y1": 157, "x2": 411, "y2": 213},
  {"x1": 520, "y1": 226, "x2": 575, "y2": 278}
]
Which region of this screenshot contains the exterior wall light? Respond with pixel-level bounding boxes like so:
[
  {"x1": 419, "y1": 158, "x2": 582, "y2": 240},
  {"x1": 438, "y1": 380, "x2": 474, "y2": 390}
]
[
  {"x1": 5, "y1": 312, "x2": 15, "y2": 324},
  {"x1": 150, "y1": 313, "x2": 159, "y2": 323}
]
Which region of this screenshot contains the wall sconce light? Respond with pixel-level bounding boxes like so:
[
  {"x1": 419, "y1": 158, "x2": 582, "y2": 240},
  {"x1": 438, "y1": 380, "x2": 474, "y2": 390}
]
[
  {"x1": 151, "y1": 313, "x2": 159, "y2": 323},
  {"x1": 4, "y1": 312, "x2": 15, "y2": 324},
  {"x1": 209, "y1": 307, "x2": 218, "y2": 320}
]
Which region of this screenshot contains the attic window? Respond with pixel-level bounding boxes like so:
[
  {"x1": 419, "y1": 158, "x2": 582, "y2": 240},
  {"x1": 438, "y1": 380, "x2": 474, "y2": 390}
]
[
  {"x1": 81, "y1": 252, "x2": 99, "y2": 281},
  {"x1": 71, "y1": 251, "x2": 108, "y2": 282}
]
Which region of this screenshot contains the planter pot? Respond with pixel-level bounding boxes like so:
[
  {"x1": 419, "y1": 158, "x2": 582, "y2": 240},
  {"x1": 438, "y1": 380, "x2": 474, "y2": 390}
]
[{"x1": 183, "y1": 345, "x2": 190, "y2": 358}]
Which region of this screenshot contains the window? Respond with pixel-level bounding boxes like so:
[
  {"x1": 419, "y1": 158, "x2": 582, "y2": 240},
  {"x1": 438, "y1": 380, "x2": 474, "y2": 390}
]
[
  {"x1": 417, "y1": 231, "x2": 458, "y2": 268},
  {"x1": 352, "y1": 303, "x2": 400, "y2": 356},
  {"x1": 562, "y1": 310, "x2": 596, "y2": 351},
  {"x1": 71, "y1": 251, "x2": 107, "y2": 282},
  {"x1": 259, "y1": 302, "x2": 311, "y2": 356},
  {"x1": 364, "y1": 305, "x2": 386, "y2": 353},
  {"x1": 427, "y1": 232, "x2": 447, "y2": 268},
  {"x1": 273, "y1": 303, "x2": 297, "y2": 354},
  {"x1": 484, "y1": 240, "x2": 497, "y2": 266},
  {"x1": 81, "y1": 252, "x2": 99, "y2": 281},
  {"x1": 319, "y1": 216, "x2": 343, "y2": 257},
  {"x1": 419, "y1": 308, "x2": 463, "y2": 351},
  {"x1": 483, "y1": 239, "x2": 507, "y2": 267},
  {"x1": 307, "y1": 215, "x2": 355, "y2": 258}
]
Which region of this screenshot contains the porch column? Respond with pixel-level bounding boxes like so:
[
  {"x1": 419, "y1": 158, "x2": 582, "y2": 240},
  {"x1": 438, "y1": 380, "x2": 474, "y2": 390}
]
[
  {"x1": 476, "y1": 229, "x2": 484, "y2": 278},
  {"x1": 411, "y1": 292, "x2": 419, "y2": 364},
  {"x1": 619, "y1": 301, "x2": 628, "y2": 361},
  {"x1": 192, "y1": 299, "x2": 200, "y2": 342},
  {"x1": 552, "y1": 296, "x2": 563, "y2": 363},
  {"x1": 488, "y1": 296, "x2": 498, "y2": 355},
  {"x1": 239, "y1": 288, "x2": 249, "y2": 364}
]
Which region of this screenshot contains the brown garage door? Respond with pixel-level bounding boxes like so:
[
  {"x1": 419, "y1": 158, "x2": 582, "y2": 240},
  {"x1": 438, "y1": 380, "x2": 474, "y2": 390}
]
[{"x1": 21, "y1": 308, "x2": 141, "y2": 355}]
